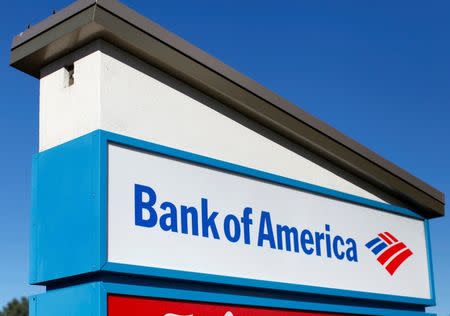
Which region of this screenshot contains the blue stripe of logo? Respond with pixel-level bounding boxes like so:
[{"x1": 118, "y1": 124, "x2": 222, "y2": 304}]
[
  {"x1": 372, "y1": 242, "x2": 388, "y2": 255},
  {"x1": 365, "y1": 237, "x2": 381, "y2": 249}
]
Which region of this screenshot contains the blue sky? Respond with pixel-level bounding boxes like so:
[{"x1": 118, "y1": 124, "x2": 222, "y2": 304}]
[{"x1": 1, "y1": 0, "x2": 448, "y2": 314}]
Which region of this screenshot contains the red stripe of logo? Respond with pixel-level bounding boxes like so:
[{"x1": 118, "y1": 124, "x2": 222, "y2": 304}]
[
  {"x1": 377, "y1": 242, "x2": 406, "y2": 265},
  {"x1": 385, "y1": 248, "x2": 414, "y2": 275},
  {"x1": 378, "y1": 233, "x2": 393, "y2": 245},
  {"x1": 384, "y1": 231, "x2": 398, "y2": 243}
]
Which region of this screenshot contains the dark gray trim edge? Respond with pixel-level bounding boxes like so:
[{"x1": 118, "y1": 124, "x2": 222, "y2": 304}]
[{"x1": 10, "y1": 0, "x2": 445, "y2": 217}]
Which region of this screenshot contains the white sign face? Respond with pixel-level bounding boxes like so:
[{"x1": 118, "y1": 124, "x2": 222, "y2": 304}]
[{"x1": 107, "y1": 144, "x2": 431, "y2": 300}]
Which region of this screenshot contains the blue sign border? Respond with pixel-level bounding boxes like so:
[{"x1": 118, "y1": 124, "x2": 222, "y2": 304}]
[
  {"x1": 29, "y1": 281, "x2": 436, "y2": 316},
  {"x1": 30, "y1": 130, "x2": 436, "y2": 307}
]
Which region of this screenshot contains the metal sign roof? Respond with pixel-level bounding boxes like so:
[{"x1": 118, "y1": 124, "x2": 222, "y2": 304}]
[{"x1": 10, "y1": 0, "x2": 445, "y2": 217}]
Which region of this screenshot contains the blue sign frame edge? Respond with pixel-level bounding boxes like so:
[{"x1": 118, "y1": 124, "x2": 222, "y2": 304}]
[
  {"x1": 100, "y1": 130, "x2": 436, "y2": 306},
  {"x1": 29, "y1": 281, "x2": 435, "y2": 316},
  {"x1": 30, "y1": 129, "x2": 436, "y2": 308},
  {"x1": 30, "y1": 131, "x2": 104, "y2": 283}
]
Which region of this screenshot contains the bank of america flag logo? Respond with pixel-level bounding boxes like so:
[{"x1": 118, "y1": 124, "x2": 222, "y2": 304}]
[{"x1": 365, "y1": 232, "x2": 413, "y2": 275}]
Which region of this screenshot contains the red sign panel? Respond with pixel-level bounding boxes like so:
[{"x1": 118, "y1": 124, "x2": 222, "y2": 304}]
[{"x1": 108, "y1": 295, "x2": 348, "y2": 316}]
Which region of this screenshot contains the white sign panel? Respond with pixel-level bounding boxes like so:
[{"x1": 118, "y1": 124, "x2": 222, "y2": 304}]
[{"x1": 107, "y1": 144, "x2": 431, "y2": 299}]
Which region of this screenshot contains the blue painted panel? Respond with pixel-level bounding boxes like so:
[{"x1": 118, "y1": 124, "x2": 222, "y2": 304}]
[
  {"x1": 30, "y1": 131, "x2": 103, "y2": 284},
  {"x1": 29, "y1": 280, "x2": 436, "y2": 316},
  {"x1": 29, "y1": 283, "x2": 102, "y2": 316},
  {"x1": 424, "y1": 220, "x2": 436, "y2": 306},
  {"x1": 30, "y1": 130, "x2": 434, "y2": 307}
]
